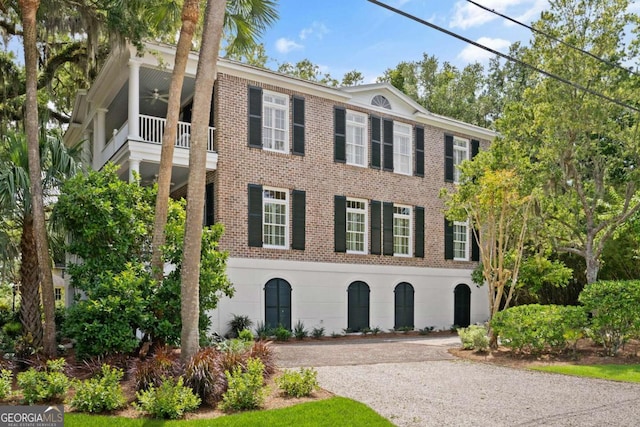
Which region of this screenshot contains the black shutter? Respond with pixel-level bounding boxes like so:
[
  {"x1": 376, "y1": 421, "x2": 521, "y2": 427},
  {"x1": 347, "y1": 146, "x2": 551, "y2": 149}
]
[
  {"x1": 383, "y1": 119, "x2": 394, "y2": 171},
  {"x1": 292, "y1": 190, "x2": 306, "y2": 250},
  {"x1": 334, "y1": 107, "x2": 346, "y2": 162},
  {"x1": 471, "y1": 228, "x2": 480, "y2": 262},
  {"x1": 248, "y1": 86, "x2": 262, "y2": 148},
  {"x1": 383, "y1": 202, "x2": 394, "y2": 256},
  {"x1": 205, "y1": 182, "x2": 215, "y2": 226},
  {"x1": 444, "y1": 134, "x2": 454, "y2": 182},
  {"x1": 209, "y1": 87, "x2": 215, "y2": 127},
  {"x1": 370, "y1": 116, "x2": 381, "y2": 169},
  {"x1": 471, "y1": 139, "x2": 479, "y2": 159},
  {"x1": 293, "y1": 96, "x2": 305, "y2": 155},
  {"x1": 415, "y1": 126, "x2": 424, "y2": 177},
  {"x1": 414, "y1": 206, "x2": 424, "y2": 258},
  {"x1": 248, "y1": 184, "x2": 263, "y2": 247},
  {"x1": 334, "y1": 195, "x2": 346, "y2": 252},
  {"x1": 370, "y1": 200, "x2": 381, "y2": 255},
  {"x1": 444, "y1": 218, "x2": 454, "y2": 260}
]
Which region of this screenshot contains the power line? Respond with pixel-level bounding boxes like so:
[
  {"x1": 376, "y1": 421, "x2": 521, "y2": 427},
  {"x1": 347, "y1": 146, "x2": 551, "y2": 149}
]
[
  {"x1": 366, "y1": 0, "x2": 640, "y2": 114},
  {"x1": 464, "y1": 0, "x2": 640, "y2": 77}
]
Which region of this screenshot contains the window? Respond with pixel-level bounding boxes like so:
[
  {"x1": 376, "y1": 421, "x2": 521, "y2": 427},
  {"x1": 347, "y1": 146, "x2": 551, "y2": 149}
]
[
  {"x1": 453, "y1": 221, "x2": 469, "y2": 260},
  {"x1": 453, "y1": 137, "x2": 469, "y2": 183},
  {"x1": 346, "y1": 111, "x2": 367, "y2": 166},
  {"x1": 346, "y1": 199, "x2": 367, "y2": 254},
  {"x1": 262, "y1": 91, "x2": 289, "y2": 153},
  {"x1": 263, "y1": 188, "x2": 288, "y2": 248},
  {"x1": 393, "y1": 205, "x2": 412, "y2": 256},
  {"x1": 394, "y1": 123, "x2": 412, "y2": 175},
  {"x1": 54, "y1": 287, "x2": 62, "y2": 301}
]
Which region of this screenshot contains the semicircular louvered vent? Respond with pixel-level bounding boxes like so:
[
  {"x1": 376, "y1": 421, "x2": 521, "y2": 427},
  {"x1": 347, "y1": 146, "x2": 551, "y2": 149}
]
[{"x1": 371, "y1": 95, "x2": 391, "y2": 109}]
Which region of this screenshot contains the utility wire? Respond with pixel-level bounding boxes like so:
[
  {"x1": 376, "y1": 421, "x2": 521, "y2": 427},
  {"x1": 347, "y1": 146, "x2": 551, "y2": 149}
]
[
  {"x1": 367, "y1": 0, "x2": 640, "y2": 114},
  {"x1": 464, "y1": 0, "x2": 640, "y2": 77}
]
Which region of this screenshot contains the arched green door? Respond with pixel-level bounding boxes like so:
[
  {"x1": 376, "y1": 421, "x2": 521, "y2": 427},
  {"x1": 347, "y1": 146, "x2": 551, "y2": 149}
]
[
  {"x1": 394, "y1": 282, "x2": 414, "y2": 329},
  {"x1": 454, "y1": 284, "x2": 471, "y2": 327},
  {"x1": 265, "y1": 278, "x2": 291, "y2": 330},
  {"x1": 347, "y1": 281, "x2": 370, "y2": 332}
]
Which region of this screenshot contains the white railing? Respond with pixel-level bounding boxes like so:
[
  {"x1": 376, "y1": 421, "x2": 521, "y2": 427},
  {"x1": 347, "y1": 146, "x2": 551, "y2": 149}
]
[{"x1": 139, "y1": 114, "x2": 214, "y2": 152}]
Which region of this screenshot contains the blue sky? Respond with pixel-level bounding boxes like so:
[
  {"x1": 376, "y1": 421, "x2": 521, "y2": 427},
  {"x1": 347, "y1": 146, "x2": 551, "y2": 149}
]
[{"x1": 259, "y1": 0, "x2": 553, "y2": 82}]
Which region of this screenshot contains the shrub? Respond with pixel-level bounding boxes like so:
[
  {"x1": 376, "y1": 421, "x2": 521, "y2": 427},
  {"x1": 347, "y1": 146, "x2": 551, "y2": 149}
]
[
  {"x1": 491, "y1": 304, "x2": 588, "y2": 354},
  {"x1": 246, "y1": 340, "x2": 275, "y2": 377},
  {"x1": 17, "y1": 358, "x2": 70, "y2": 404},
  {"x1": 360, "y1": 327, "x2": 371, "y2": 336},
  {"x1": 458, "y1": 325, "x2": 489, "y2": 352},
  {"x1": 3, "y1": 321, "x2": 22, "y2": 339},
  {"x1": 0, "y1": 369, "x2": 12, "y2": 400},
  {"x1": 227, "y1": 314, "x2": 253, "y2": 338},
  {"x1": 184, "y1": 347, "x2": 226, "y2": 405},
  {"x1": 135, "y1": 376, "x2": 201, "y2": 419},
  {"x1": 273, "y1": 325, "x2": 291, "y2": 342},
  {"x1": 237, "y1": 329, "x2": 254, "y2": 342},
  {"x1": 311, "y1": 327, "x2": 325, "y2": 339},
  {"x1": 276, "y1": 368, "x2": 319, "y2": 398},
  {"x1": 370, "y1": 326, "x2": 382, "y2": 335},
  {"x1": 70, "y1": 364, "x2": 125, "y2": 413},
  {"x1": 579, "y1": 280, "x2": 640, "y2": 356},
  {"x1": 219, "y1": 358, "x2": 266, "y2": 412},
  {"x1": 254, "y1": 321, "x2": 272, "y2": 340},
  {"x1": 131, "y1": 346, "x2": 181, "y2": 392},
  {"x1": 419, "y1": 326, "x2": 435, "y2": 335},
  {"x1": 293, "y1": 321, "x2": 308, "y2": 340}
]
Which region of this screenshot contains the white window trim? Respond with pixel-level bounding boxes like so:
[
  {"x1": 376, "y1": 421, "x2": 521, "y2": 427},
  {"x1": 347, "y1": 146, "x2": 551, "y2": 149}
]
[
  {"x1": 453, "y1": 136, "x2": 469, "y2": 184},
  {"x1": 393, "y1": 204, "x2": 412, "y2": 257},
  {"x1": 346, "y1": 110, "x2": 368, "y2": 167},
  {"x1": 346, "y1": 197, "x2": 368, "y2": 255},
  {"x1": 262, "y1": 187, "x2": 289, "y2": 249},
  {"x1": 262, "y1": 90, "x2": 289, "y2": 154},
  {"x1": 393, "y1": 122, "x2": 412, "y2": 176},
  {"x1": 453, "y1": 220, "x2": 469, "y2": 261}
]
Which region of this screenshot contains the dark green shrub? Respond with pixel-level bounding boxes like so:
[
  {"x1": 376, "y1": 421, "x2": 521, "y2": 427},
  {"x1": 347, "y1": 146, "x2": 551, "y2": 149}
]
[
  {"x1": 311, "y1": 327, "x2": 325, "y2": 339},
  {"x1": 273, "y1": 326, "x2": 291, "y2": 342},
  {"x1": 135, "y1": 376, "x2": 201, "y2": 419},
  {"x1": 254, "y1": 321, "x2": 272, "y2": 340},
  {"x1": 360, "y1": 327, "x2": 372, "y2": 336},
  {"x1": 276, "y1": 368, "x2": 318, "y2": 398},
  {"x1": 293, "y1": 321, "x2": 307, "y2": 340},
  {"x1": 131, "y1": 346, "x2": 181, "y2": 392},
  {"x1": 0, "y1": 369, "x2": 12, "y2": 400},
  {"x1": 2, "y1": 320, "x2": 22, "y2": 339},
  {"x1": 70, "y1": 365, "x2": 125, "y2": 413},
  {"x1": 419, "y1": 326, "x2": 435, "y2": 335},
  {"x1": 220, "y1": 358, "x2": 266, "y2": 412},
  {"x1": 227, "y1": 314, "x2": 253, "y2": 338},
  {"x1": 579, "y1": 280, "x2": 640, "y2": 356},
  {"x1": 370, "y1": 326, "x2": 382, "y2": 335},
  {"x1": 184, "y1": 347, "x2": 226, "y2": 405},
  {"x1": 17, "y1": 358, "x2": 70, "y2": 404},
  {"x1": 457, "y1": 325, "x2": 489, "y2": 352},
  {"x1": 491, "y1": 304, "x2": 588, "y2": 354}
]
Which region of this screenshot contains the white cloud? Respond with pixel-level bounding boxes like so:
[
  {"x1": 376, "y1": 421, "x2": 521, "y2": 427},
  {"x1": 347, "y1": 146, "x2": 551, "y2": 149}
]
[
  {"x1": 457, "y1": 37, "x2": 511, "y2": 63},
  {"x1": 450, "y1": 0, "x2": 546, "y2": 30},
  {"x1": 299, "y1": 22, "x2": 329, "y2": 40},
  {"x1": 275, "y1": 38, "x2": 303, "y2": 54}
]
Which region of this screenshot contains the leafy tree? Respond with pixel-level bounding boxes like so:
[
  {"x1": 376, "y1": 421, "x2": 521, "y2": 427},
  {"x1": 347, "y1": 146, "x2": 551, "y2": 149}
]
[
  {"x1": 497, "y1": 0, "x2": 640, "y2": 284},
  {"x1": 277, "y1": 59, "x2": 364, "y2": 87}
]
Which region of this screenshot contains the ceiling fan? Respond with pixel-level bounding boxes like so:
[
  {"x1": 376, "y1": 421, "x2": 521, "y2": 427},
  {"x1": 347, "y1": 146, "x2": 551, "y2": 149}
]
[{"x1": 143, "y1": 88, "x2": 169, "y2": 105}]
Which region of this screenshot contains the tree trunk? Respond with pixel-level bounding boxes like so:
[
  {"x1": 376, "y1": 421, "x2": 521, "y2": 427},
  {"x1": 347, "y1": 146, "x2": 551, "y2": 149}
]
[
  {"x1": 151, "y1": 0, "x2": 201, "y2": 282},
  {"x1": 19, "y1": 0, "x2": 57, "y2": 358},
  {"x1": 180, "y1": 0, "x2": 226, "y2": 363},
  {"x1": 19, "y1": 216, "x2": 43, "y2": 348}
]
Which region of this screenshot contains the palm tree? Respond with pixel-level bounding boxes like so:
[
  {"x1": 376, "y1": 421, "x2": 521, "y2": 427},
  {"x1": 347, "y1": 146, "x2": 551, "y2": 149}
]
[
  {"x1": 0, "y1": 131, "x2": 80, "y2": 352},
  {"x1": 151, "y1": 0, "x2": 278, "y2": 280}
]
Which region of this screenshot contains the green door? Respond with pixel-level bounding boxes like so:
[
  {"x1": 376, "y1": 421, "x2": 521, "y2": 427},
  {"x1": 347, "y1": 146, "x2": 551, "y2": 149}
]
[
  {"x1": 454, "y1": 284, "x2": 471, "y2": 327},
  {"x1": 347, "y1": 281, "x2": 370, "y2": 332},
  {"x1": 265, "y1": 278, "x2": 291, "y2": 330},
  {"x1": 394, "y1": 282, "x2": 414, "y2": 329}
]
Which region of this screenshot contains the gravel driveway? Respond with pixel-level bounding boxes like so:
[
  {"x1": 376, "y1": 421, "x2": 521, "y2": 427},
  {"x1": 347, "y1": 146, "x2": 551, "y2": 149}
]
[{"x1": 273, "y1": 337, "x2": 640, "y2": 426}]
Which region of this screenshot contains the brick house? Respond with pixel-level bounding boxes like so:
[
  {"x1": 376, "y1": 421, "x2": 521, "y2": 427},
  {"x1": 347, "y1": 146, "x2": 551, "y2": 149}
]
[{"x1": 64, "y1": 42, "x2": 495, "y2": 335}]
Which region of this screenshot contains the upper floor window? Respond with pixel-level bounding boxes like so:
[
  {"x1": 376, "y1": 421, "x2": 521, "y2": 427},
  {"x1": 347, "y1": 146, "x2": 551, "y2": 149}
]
[
  {"x1": 346, "y1": 198, "x2": 367, "y2": 254},
  {"x1": 262, "y1": 92, "x2": 289, "y2": 153},
  {"x1": 394, "y1": 123, "x2": 412, "y2": 175},
  {"x1": 453, "y1": 221, "x2": 469, "y2": 261},
  {"x1": 263, "y1": 187, "x2": 289, "y2": 249},
  {"x1": 453, "y1": 137, "x2": 469, "y2": 183},
  {"x1": 393, "y1": 205, "x2": 412, "y2": 256},
  {"x1": 346, "y1": 111, "x2": 367, "y2": 167}
]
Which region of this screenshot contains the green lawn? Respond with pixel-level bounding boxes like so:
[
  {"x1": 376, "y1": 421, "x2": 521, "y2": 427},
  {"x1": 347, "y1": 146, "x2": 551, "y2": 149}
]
[
  {"x1": 531, "y1": 364, "x2": 640, "y2": 383},
  {"x1": 64, "y1": 396, "x2": 394, "y2": 427}
]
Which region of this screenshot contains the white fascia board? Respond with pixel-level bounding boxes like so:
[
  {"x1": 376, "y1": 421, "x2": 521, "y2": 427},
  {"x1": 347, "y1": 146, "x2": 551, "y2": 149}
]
[{"x1": 414, "y1": 111, "x2": 497, "y2": 140}]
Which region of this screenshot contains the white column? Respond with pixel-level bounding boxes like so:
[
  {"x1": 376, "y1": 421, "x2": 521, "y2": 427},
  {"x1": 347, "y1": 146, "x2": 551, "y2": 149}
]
[
  {"x1": 128, "y1": 58, "x2": 142, "y2": 140},
  {"x1": 129, "y1": 158, "x2": 141, "y2": 183},
  {"x1": 96, "y1": 108, "x2": 107, "y2": 148}
]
